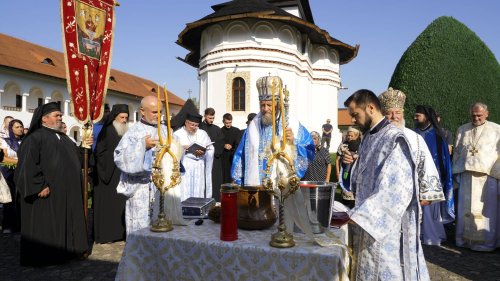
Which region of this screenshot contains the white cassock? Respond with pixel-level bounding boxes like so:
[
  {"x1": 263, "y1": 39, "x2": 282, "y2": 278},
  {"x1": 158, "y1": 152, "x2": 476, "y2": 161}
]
[
  {"x1": 174, "y1": 126, "x2": 214, "y2": 201},
  {"x1": 452, "y1": 120, "x2": 500, "y2": 251}
]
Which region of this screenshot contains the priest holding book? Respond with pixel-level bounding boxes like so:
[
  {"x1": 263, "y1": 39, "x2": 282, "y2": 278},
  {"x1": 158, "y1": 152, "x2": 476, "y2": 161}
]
[{"x1": 174, "y1": 112, "x2": 214, "y2": 201}]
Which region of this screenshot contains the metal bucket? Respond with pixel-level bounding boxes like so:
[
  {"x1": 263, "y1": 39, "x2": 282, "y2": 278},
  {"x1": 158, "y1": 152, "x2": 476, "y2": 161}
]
[
  {"x1": 237, "y1": 185, "x2": 277, "y2": 230},
  {"x1": 299, "y1": 181, "x2": 336, "y2": 234}
]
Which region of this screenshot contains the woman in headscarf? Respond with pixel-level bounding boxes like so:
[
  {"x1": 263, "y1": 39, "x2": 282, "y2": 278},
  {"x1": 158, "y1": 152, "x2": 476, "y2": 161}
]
[
  {"x1": 0, "y1": 119, "x2": 25, "y2": 233},
  {"x1": 303, "y1": 131, "x2": 332, "y2": 182},
  {"x1": 336, "y1": 126, "x2": 362, "y2": 208}
]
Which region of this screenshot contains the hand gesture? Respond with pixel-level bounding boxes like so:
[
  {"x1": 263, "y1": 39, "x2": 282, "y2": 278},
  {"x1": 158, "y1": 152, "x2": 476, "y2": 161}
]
[
  {"x1": 285, "y1": 127, "x2": 294, "y2": 144},
  {"x1": 342, "y1": 152, "x2": 355, "y2": 165},
  {"x1": 82, "y1": 135, "x2": 94, "y2": 147},
  {"x1": 145, "y1": 135, "x2": 159, "y2": 150},
  {"x1": 194, "y1": 149, "x2": 205, "y2": 157},
  {"x1": 420, "y1": 200, "x2": 431, "y2": 206},
  {"x1": 38, "y1": 187, "x2": 50, "y2": 198}
]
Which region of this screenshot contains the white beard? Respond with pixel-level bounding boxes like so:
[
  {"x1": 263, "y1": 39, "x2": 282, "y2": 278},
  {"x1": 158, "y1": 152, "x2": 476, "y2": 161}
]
[{"x1": 113, "y1": 120, "x2": 128, "y2": 136}]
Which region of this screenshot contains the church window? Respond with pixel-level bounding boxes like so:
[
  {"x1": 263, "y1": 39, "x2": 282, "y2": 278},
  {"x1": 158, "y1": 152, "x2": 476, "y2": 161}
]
[
  {"x1": 16, "y1": 95, "x2": 22, "y2": 108},
  {"x1": 232, "y1": 77, "x2": 245, "y2": 111}
]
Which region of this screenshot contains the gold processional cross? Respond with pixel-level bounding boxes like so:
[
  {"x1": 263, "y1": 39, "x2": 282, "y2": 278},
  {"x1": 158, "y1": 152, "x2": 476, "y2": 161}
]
[{"x1": 469, "y1": 146, "x2": 479, "y2": 156}]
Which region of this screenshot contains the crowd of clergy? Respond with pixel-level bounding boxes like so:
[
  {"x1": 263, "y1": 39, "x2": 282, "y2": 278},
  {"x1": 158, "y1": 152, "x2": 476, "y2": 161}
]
[{"x1": 0, "y1": 84, "x2": 498, "y2": 280}]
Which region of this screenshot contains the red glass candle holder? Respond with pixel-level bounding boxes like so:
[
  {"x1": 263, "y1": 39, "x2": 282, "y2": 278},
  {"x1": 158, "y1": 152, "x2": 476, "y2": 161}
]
[{"x1": 220, "y1": 184, "x2": 239, "y2": 241}]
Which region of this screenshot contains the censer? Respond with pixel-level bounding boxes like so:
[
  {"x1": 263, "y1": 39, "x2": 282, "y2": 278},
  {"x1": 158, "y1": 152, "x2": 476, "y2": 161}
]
[
  {"x1": 260, "y1": 76, "x2": 300, "y2": 248},
  {"x1": 150, "y1": 84, "x2": 182, "y2": 232}
]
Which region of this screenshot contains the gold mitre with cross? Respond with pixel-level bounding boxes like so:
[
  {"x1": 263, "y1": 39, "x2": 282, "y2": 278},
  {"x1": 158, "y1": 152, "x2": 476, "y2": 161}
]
[
  {"x1": 256, "y1": 75, "x2": 282, "y2": 101},
  {"x1": 379, "y1": 87, "x2": 406, "y2": 112}
]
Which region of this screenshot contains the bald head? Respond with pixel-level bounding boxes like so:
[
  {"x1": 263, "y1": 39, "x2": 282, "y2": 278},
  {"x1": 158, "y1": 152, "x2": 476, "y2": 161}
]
[{"x1": 140, "y1": 95, "x2": 159, "y2": 124}]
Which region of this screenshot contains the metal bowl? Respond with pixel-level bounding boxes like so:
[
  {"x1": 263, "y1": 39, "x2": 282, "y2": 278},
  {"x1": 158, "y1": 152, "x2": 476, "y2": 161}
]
[{"x1": 237, "y1": 185, "x2": 277, "y2": 230}]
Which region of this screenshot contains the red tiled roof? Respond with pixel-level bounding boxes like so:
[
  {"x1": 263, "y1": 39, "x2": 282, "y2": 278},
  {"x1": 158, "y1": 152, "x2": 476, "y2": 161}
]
[
  {"x1": 338, "y1": 108, "x2": 354, "y2": 126},
  {"x1": 0, "y1": 33, "x2": 185, "y2": 106}
]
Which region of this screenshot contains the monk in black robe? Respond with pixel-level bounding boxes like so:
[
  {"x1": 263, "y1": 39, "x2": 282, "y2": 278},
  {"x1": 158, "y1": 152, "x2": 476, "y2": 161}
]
[
  {"x1": 221, "y1": 113, "x2": 240, "y2": 183},
  {"x1": 93, "y1": 104, "x2": 129, "y2": 243},
  {"x1": 199, "y1": 108, "x2": 224, "y2": 201},
  {"x1": 14, "y1": 102, "x2": 89, "y2": 266}
]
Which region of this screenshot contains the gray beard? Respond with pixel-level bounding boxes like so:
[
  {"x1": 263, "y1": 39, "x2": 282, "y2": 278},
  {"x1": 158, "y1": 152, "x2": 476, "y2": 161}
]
[
  {"x1": 261, "y1": 111, "x2": 280, "y2": 127},
  {"x1": 113, "y1": 120, "x2": 128, "y2": 136},
  {"x1": 261, "y1": 114, "x2": 272, "y2": 126},
  {"x1": 44, "y1": 123, "x2": 63, "y2": 132}
]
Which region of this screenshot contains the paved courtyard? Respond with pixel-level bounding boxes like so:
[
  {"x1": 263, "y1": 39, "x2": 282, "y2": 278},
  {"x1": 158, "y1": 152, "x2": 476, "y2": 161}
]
[{"x1": 1, "y1": 227, "x2": 499, "y2": 281}]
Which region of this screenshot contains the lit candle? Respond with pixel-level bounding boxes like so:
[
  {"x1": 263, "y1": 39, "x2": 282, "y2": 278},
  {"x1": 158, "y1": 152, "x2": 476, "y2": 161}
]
[{"x1": 163, "y1": 84, "x2": 172, "y2": 145}]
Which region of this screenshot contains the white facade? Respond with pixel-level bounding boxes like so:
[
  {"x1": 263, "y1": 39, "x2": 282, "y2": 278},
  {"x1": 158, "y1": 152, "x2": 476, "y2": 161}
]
[
  {"x1": 197, "y1": 19, "x2": 343, "y2": 150},
  {"x1": 0, "y1": 68, "x2": 143, "y2": 142}
]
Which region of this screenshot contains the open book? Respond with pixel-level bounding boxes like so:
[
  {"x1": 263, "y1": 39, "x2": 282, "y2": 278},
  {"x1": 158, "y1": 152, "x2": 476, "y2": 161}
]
[{"x1": 186, "y1": 141, "x2": 214, "y2": 155}]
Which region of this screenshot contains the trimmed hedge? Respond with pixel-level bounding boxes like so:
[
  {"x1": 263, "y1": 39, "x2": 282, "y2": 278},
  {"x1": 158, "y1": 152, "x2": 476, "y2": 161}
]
[
  {"x1": 389, "y1": 16, "x2": 500, "y2": 134},
  {"x1": 330, "y1": 153, "x2": 338, "y2": 182}
]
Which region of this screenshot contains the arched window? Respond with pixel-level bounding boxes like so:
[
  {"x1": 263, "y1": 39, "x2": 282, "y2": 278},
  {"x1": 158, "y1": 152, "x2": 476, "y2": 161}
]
[
  {"x1": 42, "y1": 58, "x2": 55, "y2": 66},
  {"x1": 232, "y1": 77, "x2": 245, "y2": 111}
]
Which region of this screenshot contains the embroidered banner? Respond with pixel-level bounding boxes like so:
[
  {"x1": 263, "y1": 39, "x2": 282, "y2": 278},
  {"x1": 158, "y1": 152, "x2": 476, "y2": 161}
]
[{"x1": 61, "y1": 0, "x2": 116, "y2": 123}]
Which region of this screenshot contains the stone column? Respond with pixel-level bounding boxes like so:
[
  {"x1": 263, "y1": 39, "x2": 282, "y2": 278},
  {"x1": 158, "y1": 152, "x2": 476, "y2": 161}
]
[
  {"x1": 64, "y1": 100, "x2": 70, "y2": 116},
  {"x1": 22, "y1": 93, "x2": 29, "y2": 112}
]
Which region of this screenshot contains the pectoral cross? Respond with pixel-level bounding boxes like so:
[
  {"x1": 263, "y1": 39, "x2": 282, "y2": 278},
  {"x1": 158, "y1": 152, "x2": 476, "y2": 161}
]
[{"x1": 469, "y1": 146, "x2": 478, "y2": 156}]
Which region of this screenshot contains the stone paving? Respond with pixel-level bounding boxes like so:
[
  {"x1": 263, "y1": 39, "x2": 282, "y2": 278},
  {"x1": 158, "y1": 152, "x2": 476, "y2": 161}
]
[
  {"x1": 1, "y1": 231, "x2": 499, "y2": 281},
  {"x1": 1, "y1": 204, "x2": 499, "y2": 281}
]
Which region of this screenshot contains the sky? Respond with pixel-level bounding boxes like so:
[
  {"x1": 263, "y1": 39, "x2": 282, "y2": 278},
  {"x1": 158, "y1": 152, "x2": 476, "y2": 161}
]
[{"x1": 1, "y1": 0, "x2": 498, "y2": 107}]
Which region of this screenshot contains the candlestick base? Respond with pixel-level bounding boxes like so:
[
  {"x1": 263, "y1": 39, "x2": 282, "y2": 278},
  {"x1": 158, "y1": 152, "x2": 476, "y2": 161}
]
[
  {"x1": 269, "y1": 228, "x2": 295, "y2": 248},
  {"x1": 150, "y1": 213, "x2": 173, "y2": 232}
]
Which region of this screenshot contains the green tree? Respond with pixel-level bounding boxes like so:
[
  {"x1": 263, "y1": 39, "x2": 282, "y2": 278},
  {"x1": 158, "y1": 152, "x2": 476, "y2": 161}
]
[{"x1": 389, "y1": 16, "x2": 500, "y2": 134}]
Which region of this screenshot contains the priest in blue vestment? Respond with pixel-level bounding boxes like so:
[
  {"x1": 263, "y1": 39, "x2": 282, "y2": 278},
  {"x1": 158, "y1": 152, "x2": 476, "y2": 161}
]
[
  {"x1": 343, "y1": 89, "x2": 430, "y2": 281},
  {"x1": 414, "y1": 105, "x2": 455, "y2": 246},
  {"x1": 231, "y1": 78, "x2": 314, "y2": 186},
  {"x1": 115, "y1": 96, "x2": 183, "y2": 235}
]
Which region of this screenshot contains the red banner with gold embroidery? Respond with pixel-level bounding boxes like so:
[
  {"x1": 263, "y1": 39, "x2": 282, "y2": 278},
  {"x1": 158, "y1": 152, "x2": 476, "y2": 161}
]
[{"x1": 61, "y1": 0, "x2": 116, "y2": 123}]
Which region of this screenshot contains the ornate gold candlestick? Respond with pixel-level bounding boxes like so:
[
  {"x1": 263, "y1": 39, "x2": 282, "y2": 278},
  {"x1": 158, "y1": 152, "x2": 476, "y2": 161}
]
[
  {"x1": 263, "y1": 169, "x2": 300, "y2": 248},
  {"x1": 258, "y1": 76, "x2": 299, "y2": 248},
  {"x1": 151, "y1": 84, "x2": 181, "y2": 232}
]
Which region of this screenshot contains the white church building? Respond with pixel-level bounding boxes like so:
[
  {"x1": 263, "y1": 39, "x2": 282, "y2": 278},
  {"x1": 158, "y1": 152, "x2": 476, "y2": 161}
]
[
  {"x1": 0, "y1": 33, "x2": 185, "y2": 142},
  {"x1": 177, "y1": 0, "x2": 358, "y2": 149}
]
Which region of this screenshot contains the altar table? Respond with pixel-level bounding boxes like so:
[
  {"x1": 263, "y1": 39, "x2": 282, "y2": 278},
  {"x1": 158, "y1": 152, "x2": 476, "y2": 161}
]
[{"x1": 115, "y1": 221, "x2": 349, "y2": 281}]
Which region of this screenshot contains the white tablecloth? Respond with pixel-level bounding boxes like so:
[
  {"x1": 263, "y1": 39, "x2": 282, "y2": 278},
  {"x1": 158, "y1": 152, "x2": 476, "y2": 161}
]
[{"x1": 115, "y1": 221, "x2": 349, "y2": 281}]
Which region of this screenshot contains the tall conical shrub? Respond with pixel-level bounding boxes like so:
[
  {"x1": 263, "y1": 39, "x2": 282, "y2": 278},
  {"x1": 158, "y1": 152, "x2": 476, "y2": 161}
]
[{"x1": 389, "y1": 16, "x2": 499, "y2": 134}]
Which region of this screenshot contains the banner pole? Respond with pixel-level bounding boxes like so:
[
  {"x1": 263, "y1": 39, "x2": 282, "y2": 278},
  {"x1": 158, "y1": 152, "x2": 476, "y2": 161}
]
[{"x1": 81, "y1": 120, "x2": 93, "y2": 227}]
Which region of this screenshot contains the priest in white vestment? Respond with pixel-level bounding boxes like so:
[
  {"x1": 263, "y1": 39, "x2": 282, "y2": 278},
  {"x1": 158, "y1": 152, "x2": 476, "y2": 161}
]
[
  {"x1": 453, "y1": 102, "x2": 500, "y2": 251},
  {"x1": 343, "y1": 89, "x2": 430, "y2": 281},
  {"x1": 174, "y1": 112, "x2": 214, "y2": 201},
  {"x1": 379, "y1": 88, "x2": 447, "y2": 246}
]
